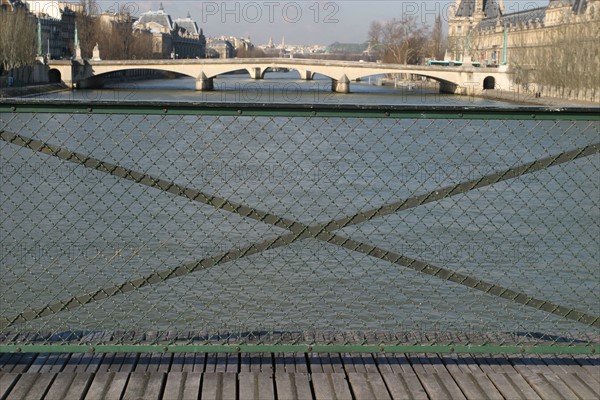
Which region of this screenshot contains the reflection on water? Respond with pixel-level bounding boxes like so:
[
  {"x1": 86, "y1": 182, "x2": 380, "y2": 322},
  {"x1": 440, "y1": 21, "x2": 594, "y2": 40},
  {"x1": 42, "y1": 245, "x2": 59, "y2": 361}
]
[{"x1": 32, "y1": 72, "x2": 514, "y2": 106}]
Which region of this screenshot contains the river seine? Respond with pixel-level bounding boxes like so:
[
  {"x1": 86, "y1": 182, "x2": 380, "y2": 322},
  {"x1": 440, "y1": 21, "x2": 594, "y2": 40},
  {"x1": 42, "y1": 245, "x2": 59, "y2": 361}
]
[
  {"x1": 1, "y1": 71, "x2": 598, "y2": 338},
  {"x1": 32, "y1": 71, "x2": 516, "y2": 106}
]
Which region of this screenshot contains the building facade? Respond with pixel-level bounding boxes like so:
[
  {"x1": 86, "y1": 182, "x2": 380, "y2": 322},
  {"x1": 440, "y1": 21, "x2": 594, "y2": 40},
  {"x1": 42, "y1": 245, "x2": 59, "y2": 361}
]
[
  {"x1": 11, "y1": 0, "x2": 79, "y2": 60},
  {"x1": 133, "y1": 5, "x2": 206, "y2": 59},
  {"x1": 448, "y1": 0, "x2": 599, "y2": 65},
  {"x1": 206, "y1": 38, "x2": 235, "y2": 59},
  {"x1": 447, "y1": 0, "x2": 599, "y2": 100}
]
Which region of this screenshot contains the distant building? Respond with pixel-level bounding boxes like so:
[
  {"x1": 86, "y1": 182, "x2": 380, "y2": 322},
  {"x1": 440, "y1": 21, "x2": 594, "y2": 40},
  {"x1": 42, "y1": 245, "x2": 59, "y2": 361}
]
[
  {"x1": 448, "y1": 0, "x2": 599, "y2": 101},
  {"x1": 23, "y1": 0, "x2": 78, "y2": 60},
  {"x1": 206, "y1": 38, "x2": 235, "y2": 58},
  {"x1": 1, "y1": 0, "x2": 27, "y2": 11},
  {"x1": 172, "y1": 13, "x2": 206, "y2": 58},
  {"x1": 133, "y1": 4, "x2": 205, "y2": 59},
  {"x1": 448, "y1": 0, "x2": 599, "y2": 65}
]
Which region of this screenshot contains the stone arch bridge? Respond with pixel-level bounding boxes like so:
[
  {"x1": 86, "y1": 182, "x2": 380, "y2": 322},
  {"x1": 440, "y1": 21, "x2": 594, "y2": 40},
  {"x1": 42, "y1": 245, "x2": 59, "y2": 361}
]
[{"x1": 48, "y1": 58, "x2": 513, "y2": 95}]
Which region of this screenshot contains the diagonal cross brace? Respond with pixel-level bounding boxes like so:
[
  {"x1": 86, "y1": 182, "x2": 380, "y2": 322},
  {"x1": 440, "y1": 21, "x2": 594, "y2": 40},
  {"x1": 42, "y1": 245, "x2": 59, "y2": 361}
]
[{"x1": 1, "y1": 129, "x2": 598, "y2": 329}]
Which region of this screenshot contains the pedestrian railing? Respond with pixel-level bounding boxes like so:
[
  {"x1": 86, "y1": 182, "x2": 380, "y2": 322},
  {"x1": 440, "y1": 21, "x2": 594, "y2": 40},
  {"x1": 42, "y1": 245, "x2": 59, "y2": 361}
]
[{"x1": 1, "y1": 101, "x2": 598, "y2": 354}]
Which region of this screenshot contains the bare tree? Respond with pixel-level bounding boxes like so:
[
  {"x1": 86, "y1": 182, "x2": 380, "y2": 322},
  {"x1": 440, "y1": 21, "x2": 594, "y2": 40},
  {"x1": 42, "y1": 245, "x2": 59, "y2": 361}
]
[
  {"x1": 471, "y1": 7, "x2": 599, "y2": 100},
  {"x1": 0, "y1": 7, "x2": 37, "y2": 73},
  {"x1": 428, "y1": 14, "x2": 444, "y2": 60},
  {"x1": 368, "y1": 16, "x2": 429, "y2": 64},
  {"x1": 236, "y1": 46, "x2": 266, "y2": 58},
  {"x1": 76, "y1": 0, "x2": 98, "y2": 58},
  {"x1": 97, "y1": 14, "x2": 152, "y2": 60}
]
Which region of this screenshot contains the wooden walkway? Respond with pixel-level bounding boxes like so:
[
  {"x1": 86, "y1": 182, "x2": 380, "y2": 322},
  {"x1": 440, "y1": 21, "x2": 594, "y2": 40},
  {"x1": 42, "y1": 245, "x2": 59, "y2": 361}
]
[{"x1": 0, "y1": 352, "x2": 598, "y2": 399}]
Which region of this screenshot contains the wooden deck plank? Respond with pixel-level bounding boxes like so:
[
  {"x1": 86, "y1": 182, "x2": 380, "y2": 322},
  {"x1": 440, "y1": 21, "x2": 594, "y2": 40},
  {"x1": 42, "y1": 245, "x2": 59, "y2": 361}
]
[
  {"x1": 311, "y1": 373, "x2": 352, "y2": 400},
  {"x1": 114, "y1": 353, "x2": 138, "y2": 373},
  {"x1": 62, "y1": 372, "x2": 95, "y2": 400},
  {"x1": 283, "y1": 353, "x2": 296, "y2": 373},
  {"x1": 261, "y1": 354, "x2": 273, "y2": 374},
  {"x1": 82, "y1": 353, "x2": 104, "y2": 373},
  {"x1": 294, "y1": 354, "x2": 309, "y2": 373},
  {"x1": 359, "y1": 354, "x2": 379, "y2": 373},
  {"x1": 339, "y1": 353, "x2": 355, "y2": 373},
  {"x1": 61, "y1": 353, "x2": 85, "y2": 373},
  {"x1": 320, "y1": 354, "x2": 335, "y2": 374},
  {"x1": 520, "y1": 372, "x2": 574, "y2": 400},
  {"x1": 250, "y1": 353, "x2": 263, "y2": 373},
  {"x1": 147, "y1": 353, "x2": 167, "y2": 373},
  {"x1": 454, "y1": 354, "x2": 485, "y2": 374},
  {"x1": 381, "y1": 372, "x2": 428, "y2": 400},
  {"x1": 0, "y1": 354, "x2": 16, "y2": 373},
  {"x1": 275, "y1": 372, "x2": 312, "y2": 400},
  {"x1": 213, "y1": 353, "x2": 227, "y2": 373},
  {"x1": 347, "y1": 373, "x2": 391, "y2": 400},
  {"x1": 0, "y1": 353, "x2": 36, "y2": 374},
  {"x1": 381, "y1": 354, "x2": 415, "y2": 375},
  {"x1": 189, "y1": 353, "x2": 206, "y2": 373},
  {"x1": 158, "y1": 354, "x2": 173, "y2": 372},
  {"x1": 134, "y1": 353, "x2": 152, "y2": 372},
  {"x1": 42, "y1": 353, "x2": 71, "y2": 373},
  {"x1": 26, "y1": 353, "x2": 50, "y2": 373},
  {"x1": 226, "y1": 353, "x2": 239, "y2": 373},
  {"x1": 122, "y1": 371, "x2": 165, "y2": 400},
  {"x1": 423, "y1": 354, "x2": 451, "y2": 375},
  {"x1": 349, "y1": 354, "x2": 368, "y2": 374},
  {"x1": 0, "y1": 372, "x2": 21, "y2": 399},
  {"x1": 44, "y1": 372, "x2": 93, "y2": 400},
  {"x1": 308, "y1": 353, "x2": 323, "y2": 373},
  {"x1": 417, "y1": 373, "x2": 466, "y2": 400},
  {"x1": 84, "y1": 371, "x2": 129, "y2": 400},
  {"x1": 576, "y1": 370, "x2": 600, "y2": 395},
  {"x1": 487, "y1": 373, "x2": 541, "y2": 400},
  {"x1": 5, "y1": 372, "x2": 55, "y2": 400},
  {"x1": 162, "y1": 372, "x2": 202, "y2": 400},
  {"x1": 169, "y1": 353, "x2": 187, "y2": 373},
  {"x1": 483, "y1": 355, "x2": 517, "y2": 374},
  {"x1": 328, "y1": 353, "x2": 345, "y2": 374},
  {"x1": 439, "y1": 355, "x2": 463, "y2": 375},
  {"x1": 450, "y1": 373, "x2": 503, "y2": 400},
  {"x1": 239, "y1": 372, "x2": 275, "y2": 400},
  {"x1": 557, "y1": 372, "x2": 600, "y2": 399},
  {"x1": 577, "y1": 356, "x2": 600, "y2": 376},
  {"x1": 97, "y1": 353, "x2": 116, "y2": 373},
  {"x1": 273, "y1": 353, "x2": 286, "y2": 372},
  {"x1": 239, "y1": 353, "x2": 251, "y2": 373},
  {"x1": 200, "y1": 373, "x2": 237, "y2": 400}
]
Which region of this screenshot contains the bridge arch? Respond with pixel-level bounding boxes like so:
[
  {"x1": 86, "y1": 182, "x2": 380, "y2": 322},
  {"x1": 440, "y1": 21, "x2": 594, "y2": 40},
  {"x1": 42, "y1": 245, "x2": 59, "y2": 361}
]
[
  {"x1": 483, "y1": 76, "x2": 496, "y2": 90},
  {"x1": 48, "y1": 69, "x2": 61, "y2": 83}
]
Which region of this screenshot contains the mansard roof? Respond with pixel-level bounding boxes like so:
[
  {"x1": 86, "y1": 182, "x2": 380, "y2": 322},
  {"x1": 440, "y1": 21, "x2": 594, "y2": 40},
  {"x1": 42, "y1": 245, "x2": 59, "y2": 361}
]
[
  {"x1": 455, "y1": 0, "x2": 502, "y2": 18},
  {"x1": 174, "y1": 17, "x2": 199, "y2": 35},
  {"x1": 135, "y1": 9, "x2": 173, "y2": 31},
  {"x1": 455, "y1": 0, "x2": 477, "y2": 17},
  {"x1": 476, "y1": 6, "x2": 546, "y2": 29},
  {"x1": 483, "y1": 0, "x2": 501, "y2": 18},
  {"x1": 549, "y1": 0, "x2": 587, "y2": 12},
  {"x1": 475, "y1": 0, "x2": 589, "y2": 31},
  {"x1": 571, "y1": 0, "x2": 588, "y2": 14}
]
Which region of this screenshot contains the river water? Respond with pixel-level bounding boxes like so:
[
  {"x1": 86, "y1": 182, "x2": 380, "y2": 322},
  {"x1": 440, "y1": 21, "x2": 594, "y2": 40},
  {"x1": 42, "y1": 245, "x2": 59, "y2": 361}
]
[
  {"x1": 1, "y1": 73, "x2": 598, "y2": 339},
  {"x1": 33, "y1": 72, "x2": 514, "y2": 106}
]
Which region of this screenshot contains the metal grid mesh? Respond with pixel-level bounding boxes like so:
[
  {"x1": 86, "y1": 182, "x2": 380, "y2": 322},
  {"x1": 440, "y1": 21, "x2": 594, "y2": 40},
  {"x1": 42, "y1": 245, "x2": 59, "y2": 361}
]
[{"x1": 0, "y1": 104, "x2": 598, "y2": 352}]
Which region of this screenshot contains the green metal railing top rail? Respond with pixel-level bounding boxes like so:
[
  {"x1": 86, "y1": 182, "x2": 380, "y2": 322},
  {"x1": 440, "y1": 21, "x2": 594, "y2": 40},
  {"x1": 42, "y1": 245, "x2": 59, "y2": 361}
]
[
  {"x1": 1, "y1": 101, "x2": 599, "y2": 354},
  {"x1": 1, "y1": 100, "x2": 600, "y2": 119}
]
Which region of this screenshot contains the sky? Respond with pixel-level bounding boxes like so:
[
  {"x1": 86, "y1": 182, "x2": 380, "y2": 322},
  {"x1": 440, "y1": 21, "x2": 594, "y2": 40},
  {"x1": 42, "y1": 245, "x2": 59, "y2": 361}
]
[{"x1": 94, "y1": 0, "x2": 549, "y2": 45}]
